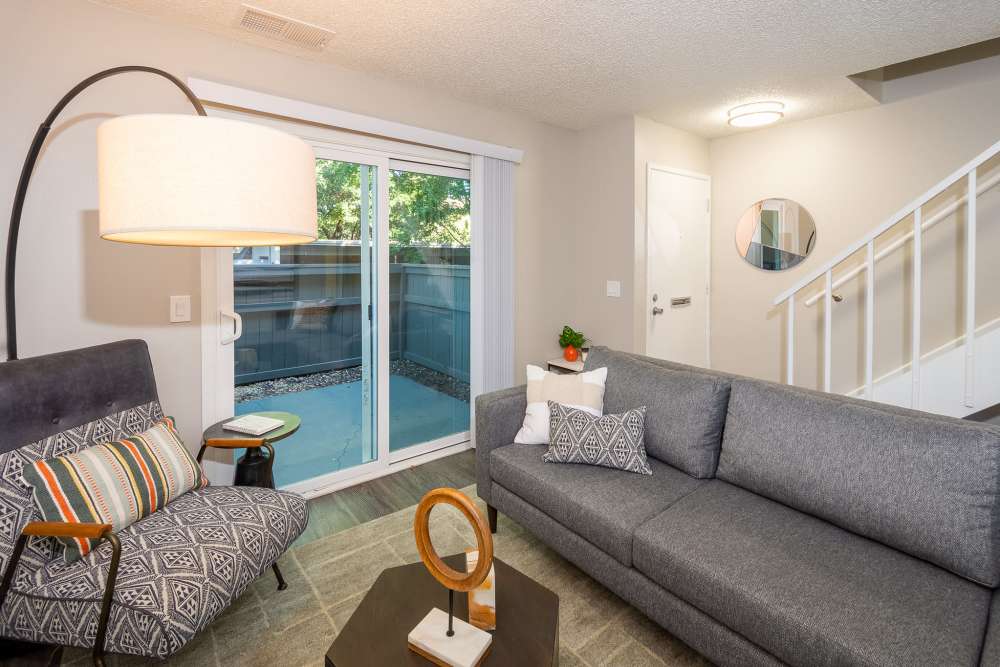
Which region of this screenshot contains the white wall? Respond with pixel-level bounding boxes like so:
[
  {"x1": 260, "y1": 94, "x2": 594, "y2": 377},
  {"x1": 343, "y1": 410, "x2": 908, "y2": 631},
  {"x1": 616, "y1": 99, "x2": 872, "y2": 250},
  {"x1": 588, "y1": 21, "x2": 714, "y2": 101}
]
[
  {"x1": 709, "y1": 68, "x2": 1000, "y2": 388},
  {"x1": 0, "y1": 0, "x2": 578, "y2": 448}
]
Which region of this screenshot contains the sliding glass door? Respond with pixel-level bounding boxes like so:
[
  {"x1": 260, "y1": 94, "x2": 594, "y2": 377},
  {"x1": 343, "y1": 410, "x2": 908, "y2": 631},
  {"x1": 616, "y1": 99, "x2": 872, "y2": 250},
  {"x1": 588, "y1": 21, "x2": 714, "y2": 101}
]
[
  {"x1": 232, "y1": 149, "x2": 384, "y2": 489},
  {"x1": 223, "y1": 136, "x2": 473, "y2": 494},
  {"x1": 388, "y1": 164, "x2": 471, "y2": 459}
]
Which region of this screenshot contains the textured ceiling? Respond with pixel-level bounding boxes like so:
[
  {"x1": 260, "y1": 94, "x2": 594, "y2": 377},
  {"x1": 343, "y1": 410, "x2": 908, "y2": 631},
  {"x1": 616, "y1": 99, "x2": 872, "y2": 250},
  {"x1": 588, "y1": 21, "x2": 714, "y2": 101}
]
[{"x1": 90, "y1": 0, "x2": 1000, "y2": 137}]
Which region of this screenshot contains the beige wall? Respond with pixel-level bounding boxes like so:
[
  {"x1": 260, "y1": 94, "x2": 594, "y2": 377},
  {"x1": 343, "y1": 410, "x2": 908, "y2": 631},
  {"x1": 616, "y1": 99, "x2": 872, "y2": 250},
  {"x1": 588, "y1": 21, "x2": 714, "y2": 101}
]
[
  {"x1": 633, "y1": 117, "x2": 710, "y2": 353},
  {"x1": 568, "y1": 116, "x2": 636, "y2": 352},
  {"x1": 709, "y1": 71, "x2": 1000, "y2": 388},
  {"x1": 8, "y1": 1, "x2": 999, "y2": 443},
  {"x1": 1, "y1": 0, "x2": 578, "y2": 448},
  {"x1": 565, "y1": 115, "x2": 710, "y2": 356}
]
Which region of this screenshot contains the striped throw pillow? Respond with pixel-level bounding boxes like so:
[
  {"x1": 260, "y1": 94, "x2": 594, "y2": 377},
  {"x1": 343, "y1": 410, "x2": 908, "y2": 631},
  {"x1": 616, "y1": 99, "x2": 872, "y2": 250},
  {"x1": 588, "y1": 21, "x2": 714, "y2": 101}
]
[{"x1": 21, "y1": 417, "x2": 207, "y2": 562}]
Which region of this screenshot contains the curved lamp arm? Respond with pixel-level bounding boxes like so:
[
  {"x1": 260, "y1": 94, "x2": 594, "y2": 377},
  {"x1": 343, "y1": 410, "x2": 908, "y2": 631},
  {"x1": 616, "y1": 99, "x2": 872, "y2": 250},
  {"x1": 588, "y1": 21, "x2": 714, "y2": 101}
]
[{"x1": 4, "y1": 66, "x2": 207, "y2": 361}]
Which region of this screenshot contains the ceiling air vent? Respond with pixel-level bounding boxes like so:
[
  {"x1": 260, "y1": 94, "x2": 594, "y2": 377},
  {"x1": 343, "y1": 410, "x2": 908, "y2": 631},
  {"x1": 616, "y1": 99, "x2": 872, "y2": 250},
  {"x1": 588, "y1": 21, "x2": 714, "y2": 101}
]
[{"x1": 237, "y1": 4, "x2": 334, "y2": 50}]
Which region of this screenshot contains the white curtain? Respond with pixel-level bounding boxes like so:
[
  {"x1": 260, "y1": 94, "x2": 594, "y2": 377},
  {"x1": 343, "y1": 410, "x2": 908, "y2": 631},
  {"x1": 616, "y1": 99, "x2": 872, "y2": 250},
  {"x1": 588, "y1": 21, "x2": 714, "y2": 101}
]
[{"x1": 471, "y1": 155, "x2": 515, "y2": 399}]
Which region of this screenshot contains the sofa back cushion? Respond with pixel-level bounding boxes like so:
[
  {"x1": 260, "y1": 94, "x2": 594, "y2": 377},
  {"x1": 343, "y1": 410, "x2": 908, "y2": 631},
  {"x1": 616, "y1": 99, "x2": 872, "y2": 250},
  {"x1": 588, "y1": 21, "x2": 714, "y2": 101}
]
[
  {"x1": 718, "y1": 378, "x2": 1000, "y2": 586},
  {"x1": 585, "y1": 347, "x2": 730, "y2": 478}
]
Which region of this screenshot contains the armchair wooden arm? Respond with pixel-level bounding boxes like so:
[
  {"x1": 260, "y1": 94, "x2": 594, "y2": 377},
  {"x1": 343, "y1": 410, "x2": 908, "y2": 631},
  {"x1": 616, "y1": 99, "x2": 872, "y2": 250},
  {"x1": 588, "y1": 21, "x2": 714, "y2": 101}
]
[
  {"x1": 1, "y1": 521, "x2": 122, "y2": 667},
  {"x1": 21, "y1": 521, "x2": 113, "y2": 540}
]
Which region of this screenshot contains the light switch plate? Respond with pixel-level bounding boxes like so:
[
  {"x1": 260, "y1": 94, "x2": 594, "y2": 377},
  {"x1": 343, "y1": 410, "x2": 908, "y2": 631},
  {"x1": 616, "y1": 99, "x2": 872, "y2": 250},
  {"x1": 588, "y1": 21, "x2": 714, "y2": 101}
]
[
  {"x1": 606, "y1": 280, "x2": 622, "y2": 298},
  {"x1": 170, "y1": 295, "x2": 191, "y2": 323}
]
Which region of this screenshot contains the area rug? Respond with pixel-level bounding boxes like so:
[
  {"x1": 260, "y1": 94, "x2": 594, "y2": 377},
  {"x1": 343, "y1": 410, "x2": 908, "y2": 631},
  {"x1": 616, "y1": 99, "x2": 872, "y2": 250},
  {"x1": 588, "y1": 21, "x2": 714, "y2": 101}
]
[{"x1": 62, "y1": 486, "x2": 710, "y2": 667}]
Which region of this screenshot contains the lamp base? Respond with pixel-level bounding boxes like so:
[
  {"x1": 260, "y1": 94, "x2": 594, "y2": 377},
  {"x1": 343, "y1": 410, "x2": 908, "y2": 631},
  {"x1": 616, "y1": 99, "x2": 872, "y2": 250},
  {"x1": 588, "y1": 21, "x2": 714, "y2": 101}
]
[{"x1": 407, "y1": 607, "x2": 492, "y2": 667}]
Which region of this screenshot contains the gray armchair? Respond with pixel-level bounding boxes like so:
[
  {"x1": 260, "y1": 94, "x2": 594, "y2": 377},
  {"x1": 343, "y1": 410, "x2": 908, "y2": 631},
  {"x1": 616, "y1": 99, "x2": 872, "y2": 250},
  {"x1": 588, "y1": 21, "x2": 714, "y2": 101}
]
[{"x1": 0, "y1": 340, "x2": 308, "y2": 665}]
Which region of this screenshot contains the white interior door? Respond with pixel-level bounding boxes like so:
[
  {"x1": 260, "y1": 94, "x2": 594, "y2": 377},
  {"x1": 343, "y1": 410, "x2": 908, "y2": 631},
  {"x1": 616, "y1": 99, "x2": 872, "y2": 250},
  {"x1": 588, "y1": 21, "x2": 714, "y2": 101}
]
[{"x1": 645, "y1": 165, "x2": 711, "y2": 367}]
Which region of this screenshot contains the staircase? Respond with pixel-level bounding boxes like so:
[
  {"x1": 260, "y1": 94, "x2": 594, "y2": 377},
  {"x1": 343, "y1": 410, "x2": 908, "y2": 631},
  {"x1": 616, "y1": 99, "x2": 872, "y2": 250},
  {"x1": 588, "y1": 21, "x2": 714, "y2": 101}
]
[{"x1": 773, "y1": 138, "x2": 1000, "y2": 418}]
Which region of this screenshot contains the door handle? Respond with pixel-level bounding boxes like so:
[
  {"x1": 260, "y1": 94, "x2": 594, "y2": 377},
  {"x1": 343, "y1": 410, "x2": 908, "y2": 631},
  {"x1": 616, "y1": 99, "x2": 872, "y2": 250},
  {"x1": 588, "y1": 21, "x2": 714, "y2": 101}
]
[
  {"x1": 220, "y1": 310, "x2": 242, "y2": 345},
  {"x1": 652, "y1": 306, "x2": 664, "y2": 316}
]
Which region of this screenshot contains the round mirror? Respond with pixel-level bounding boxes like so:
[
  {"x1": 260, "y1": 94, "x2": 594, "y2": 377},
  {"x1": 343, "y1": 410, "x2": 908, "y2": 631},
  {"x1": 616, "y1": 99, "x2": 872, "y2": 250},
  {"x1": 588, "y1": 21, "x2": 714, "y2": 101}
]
[{"x1": 735, "y1": 198, "x2": 816, "y2": 271}]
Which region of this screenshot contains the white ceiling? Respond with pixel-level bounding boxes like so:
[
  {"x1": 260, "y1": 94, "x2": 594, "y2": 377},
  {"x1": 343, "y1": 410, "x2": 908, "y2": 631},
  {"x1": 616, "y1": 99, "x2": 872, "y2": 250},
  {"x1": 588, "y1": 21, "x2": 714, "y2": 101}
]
[{"x1": 91, "y1": 0, "x2": 1000, "y2": 137}]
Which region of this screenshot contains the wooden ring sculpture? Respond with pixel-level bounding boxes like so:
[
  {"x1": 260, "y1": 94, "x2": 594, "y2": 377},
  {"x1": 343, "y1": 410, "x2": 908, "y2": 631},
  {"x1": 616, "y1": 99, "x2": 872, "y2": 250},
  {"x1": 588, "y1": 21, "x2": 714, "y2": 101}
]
[{"x1": 414, "y1": 488, "x2": 494, "y2": 592}]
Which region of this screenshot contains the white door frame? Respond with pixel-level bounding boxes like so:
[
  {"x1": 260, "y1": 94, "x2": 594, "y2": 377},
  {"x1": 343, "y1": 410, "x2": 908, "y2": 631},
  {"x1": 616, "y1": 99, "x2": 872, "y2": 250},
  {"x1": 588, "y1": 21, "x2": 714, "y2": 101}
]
[
  {"x1": 200, "y1": 114, "x2": 477, "y2": 497},
  {"x1": 644, "y1": 163, "x2": 712, "y2": 367}
]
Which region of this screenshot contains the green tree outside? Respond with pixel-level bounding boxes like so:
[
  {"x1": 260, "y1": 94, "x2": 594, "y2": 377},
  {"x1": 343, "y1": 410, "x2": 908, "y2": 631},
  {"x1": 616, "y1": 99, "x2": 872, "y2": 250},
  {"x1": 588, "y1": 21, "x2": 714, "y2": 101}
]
[{"x1": 315, "y1": 160, "x2": 471, "y2": 247}]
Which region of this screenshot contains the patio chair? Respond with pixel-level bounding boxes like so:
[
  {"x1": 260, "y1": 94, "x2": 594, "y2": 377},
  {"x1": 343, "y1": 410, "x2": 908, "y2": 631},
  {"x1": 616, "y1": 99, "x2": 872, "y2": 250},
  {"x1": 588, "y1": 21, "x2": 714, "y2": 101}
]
[{"x1": 0, "y1": 340, "x2": 308, "y2": 665}]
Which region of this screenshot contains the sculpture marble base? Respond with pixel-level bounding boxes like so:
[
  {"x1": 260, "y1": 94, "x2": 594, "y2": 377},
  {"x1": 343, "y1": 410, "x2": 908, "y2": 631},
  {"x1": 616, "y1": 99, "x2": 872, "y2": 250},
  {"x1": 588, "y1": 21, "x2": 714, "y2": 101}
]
[{"x1": 407, "y1": 607, "x2": 492, "y2": 667}]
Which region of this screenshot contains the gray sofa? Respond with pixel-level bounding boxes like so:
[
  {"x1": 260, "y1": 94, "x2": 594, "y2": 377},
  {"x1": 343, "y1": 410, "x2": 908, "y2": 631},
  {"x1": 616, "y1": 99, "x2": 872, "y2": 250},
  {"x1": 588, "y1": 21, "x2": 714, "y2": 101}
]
[{"x1": 475, "y1": 346, "x2": 1000, "y2": 667}]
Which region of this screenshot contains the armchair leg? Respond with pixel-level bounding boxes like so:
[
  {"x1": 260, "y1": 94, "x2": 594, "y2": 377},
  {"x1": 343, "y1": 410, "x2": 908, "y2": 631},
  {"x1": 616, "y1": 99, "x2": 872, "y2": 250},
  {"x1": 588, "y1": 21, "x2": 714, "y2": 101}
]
[
  {"x1": 0, "y1": 533, "x2": 30, "y2": 612},
  {"x1": 272, "y1": 562, "x2": 288, "y2": 591},
  {"x1": 92, "y1": 533, "x2": 122, "y2": 667},
  {"x1": 487, "y1": 505, "x2": 498, "y2": 534}
]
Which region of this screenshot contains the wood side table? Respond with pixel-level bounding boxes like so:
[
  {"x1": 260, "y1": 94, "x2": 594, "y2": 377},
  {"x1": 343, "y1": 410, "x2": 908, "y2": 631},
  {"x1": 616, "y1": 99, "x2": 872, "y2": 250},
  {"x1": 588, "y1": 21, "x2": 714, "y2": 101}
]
[
  {"x1": 326, "y1": 554, "x2": 559, "y2": 666},
  {"x1": 546, "y1": 358, "x2": 584, "y2": 374},
  {"x1": 199, "y1": 411, "x2": 300, "y2": 489}
]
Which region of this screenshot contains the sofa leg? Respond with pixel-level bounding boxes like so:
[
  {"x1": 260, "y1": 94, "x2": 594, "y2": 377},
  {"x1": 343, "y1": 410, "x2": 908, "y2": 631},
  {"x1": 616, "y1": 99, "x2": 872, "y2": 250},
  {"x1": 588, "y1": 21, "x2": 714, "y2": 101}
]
[
  {"x1": 272, "y1": 562, "x2": 288, "y2": 591},
  {"x1": 487, "y1": 505, "x2": 498, "y2": 534}
]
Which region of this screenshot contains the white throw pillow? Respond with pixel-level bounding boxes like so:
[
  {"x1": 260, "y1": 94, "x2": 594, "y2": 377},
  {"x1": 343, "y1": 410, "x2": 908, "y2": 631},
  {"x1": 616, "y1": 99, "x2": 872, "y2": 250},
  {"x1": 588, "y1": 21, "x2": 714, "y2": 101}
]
[{"x1": 514, "y1": 364, "x2": 608, "y2": 444}]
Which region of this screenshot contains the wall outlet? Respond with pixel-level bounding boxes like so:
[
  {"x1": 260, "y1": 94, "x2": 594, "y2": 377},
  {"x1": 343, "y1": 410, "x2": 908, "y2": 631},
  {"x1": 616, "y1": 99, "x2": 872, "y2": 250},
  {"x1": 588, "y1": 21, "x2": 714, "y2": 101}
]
[
  {"x1": 606, "y1": 280, "x2": 622, "y2": 298},
  {"x1": 170, "y1": 295, "x2": 191, "y2": 323}
]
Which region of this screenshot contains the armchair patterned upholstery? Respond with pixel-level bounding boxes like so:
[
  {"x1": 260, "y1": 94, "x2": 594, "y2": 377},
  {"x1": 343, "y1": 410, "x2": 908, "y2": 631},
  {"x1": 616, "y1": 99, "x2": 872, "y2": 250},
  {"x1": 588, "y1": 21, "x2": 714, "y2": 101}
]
[{"x1": 0, "y1": 340, "x2": 308, "y2": 661}]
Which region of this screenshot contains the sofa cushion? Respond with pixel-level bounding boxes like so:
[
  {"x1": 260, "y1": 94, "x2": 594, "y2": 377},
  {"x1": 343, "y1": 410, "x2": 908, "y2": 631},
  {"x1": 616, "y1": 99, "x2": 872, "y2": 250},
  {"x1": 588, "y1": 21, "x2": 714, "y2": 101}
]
[
  {"x1": 633, "y1": 481, "x2": 991, "y2": 667},
  {"x1": 490, "y1": 443, "x2": 703, "y2": 566},
  {"x1": 514, "y1": 364, "x2": 608, "y2": 444},
  {"x1": 544, "y1": 402, "x2": 651, "y2": 475},
  {"x1": 583, "y1": 347, "x2": 729, "y2": 478},
  {"x1": 2, "y1": 485, "x2": 308, "y2": 659},
  {"x1": 718, "y1": 378, "x2": 1000, "y2": 586}
]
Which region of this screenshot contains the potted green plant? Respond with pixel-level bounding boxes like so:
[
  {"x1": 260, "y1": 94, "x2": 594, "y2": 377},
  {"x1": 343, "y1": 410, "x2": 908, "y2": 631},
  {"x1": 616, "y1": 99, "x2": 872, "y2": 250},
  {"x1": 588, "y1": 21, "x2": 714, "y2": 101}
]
[{"x1": 558, "y1": 326, "x2": 587, "y2": 362}]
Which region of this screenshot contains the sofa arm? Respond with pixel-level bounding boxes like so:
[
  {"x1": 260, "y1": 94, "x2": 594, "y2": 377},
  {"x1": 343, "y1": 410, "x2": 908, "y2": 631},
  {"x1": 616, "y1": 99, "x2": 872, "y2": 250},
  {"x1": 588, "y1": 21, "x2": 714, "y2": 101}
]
[{"x1": 474, "y1": 385, "x2": 526, "y2": 505}]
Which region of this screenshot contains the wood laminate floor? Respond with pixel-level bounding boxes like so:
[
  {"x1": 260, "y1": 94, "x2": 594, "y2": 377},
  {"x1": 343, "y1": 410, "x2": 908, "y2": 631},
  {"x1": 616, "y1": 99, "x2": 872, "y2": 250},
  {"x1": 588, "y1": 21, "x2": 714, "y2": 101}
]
[{"x1": 294, "y1": 448, "x2": 477, "y2": 546}]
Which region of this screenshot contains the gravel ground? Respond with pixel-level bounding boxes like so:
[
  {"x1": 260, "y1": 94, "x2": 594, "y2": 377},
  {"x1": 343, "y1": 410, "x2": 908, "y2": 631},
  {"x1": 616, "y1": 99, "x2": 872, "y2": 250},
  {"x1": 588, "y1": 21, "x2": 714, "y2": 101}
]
[{"x1": 235, "y1": 359, "x2": 470, "y2": 404}]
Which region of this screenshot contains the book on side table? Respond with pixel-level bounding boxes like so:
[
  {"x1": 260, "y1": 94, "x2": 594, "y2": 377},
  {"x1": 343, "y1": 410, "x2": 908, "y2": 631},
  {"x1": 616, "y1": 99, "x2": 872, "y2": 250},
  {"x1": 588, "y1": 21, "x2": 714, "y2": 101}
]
[{"x1": 223, "y1": 414, "x2": 284, "y2": 436}]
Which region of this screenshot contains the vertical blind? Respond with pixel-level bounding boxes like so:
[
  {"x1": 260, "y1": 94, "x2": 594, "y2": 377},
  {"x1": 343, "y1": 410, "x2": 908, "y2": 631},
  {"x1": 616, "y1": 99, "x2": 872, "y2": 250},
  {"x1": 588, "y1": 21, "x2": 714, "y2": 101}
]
[{"x1": 471, "y1": 156, "x2": 515, "y2": 397}]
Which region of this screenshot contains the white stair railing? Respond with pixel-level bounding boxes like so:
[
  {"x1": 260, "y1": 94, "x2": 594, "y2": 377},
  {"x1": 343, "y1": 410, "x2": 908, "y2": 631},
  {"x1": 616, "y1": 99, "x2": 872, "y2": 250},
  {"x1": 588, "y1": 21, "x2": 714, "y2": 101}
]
[{"x1": 773, "y1": 138, "x2": 1000, "y2": 409}]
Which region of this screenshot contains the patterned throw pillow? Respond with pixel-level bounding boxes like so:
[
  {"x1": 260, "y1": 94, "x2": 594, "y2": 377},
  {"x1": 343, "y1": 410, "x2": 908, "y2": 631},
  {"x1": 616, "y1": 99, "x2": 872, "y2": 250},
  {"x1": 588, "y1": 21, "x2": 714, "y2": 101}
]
[
  {"x1": 544, "y1": 401, "x2": 652, "y2": 475},
  {"x1": 21, "y1": 417, "x2": 207, "y2": 562}
]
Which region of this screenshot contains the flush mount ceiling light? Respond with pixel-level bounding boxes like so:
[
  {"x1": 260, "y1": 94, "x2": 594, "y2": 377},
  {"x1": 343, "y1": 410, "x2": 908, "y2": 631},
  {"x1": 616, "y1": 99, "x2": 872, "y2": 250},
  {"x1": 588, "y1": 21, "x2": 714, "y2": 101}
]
[{"x1": 728, "y1": 101, "x2": 785, "y2": 128}]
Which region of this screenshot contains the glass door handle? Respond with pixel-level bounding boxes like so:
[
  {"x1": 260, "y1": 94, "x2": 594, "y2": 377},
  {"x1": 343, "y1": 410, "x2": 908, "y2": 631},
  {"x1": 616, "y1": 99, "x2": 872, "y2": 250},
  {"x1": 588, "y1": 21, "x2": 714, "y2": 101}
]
[{"x1": 220, "y1": 310, "x2": 242, "y2": 345}]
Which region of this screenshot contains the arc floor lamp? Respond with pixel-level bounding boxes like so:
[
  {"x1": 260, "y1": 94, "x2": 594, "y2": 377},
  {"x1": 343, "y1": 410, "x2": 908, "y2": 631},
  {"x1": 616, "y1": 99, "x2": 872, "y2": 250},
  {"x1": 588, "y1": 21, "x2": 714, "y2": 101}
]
[
  {"x1": 2, "y1": 65, "x2": 316, "y2": 666},
  {"x1": 4, "y1": 65, "x2": 317, "y2": 361}
]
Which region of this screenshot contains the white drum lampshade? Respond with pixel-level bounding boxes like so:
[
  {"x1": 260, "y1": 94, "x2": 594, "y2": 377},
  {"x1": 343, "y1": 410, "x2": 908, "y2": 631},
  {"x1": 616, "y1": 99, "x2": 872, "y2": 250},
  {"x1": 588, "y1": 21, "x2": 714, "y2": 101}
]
[{"x1": 97, "y1": 114, "x2": 317, "y2": 246}]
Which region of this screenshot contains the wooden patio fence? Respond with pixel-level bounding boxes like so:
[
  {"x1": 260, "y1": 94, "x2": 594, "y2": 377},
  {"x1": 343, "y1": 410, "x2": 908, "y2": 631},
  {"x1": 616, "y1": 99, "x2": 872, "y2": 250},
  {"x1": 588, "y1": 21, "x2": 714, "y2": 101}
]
[{"x1": 234, "y1": 244, "x2": 470, "y2": 385}]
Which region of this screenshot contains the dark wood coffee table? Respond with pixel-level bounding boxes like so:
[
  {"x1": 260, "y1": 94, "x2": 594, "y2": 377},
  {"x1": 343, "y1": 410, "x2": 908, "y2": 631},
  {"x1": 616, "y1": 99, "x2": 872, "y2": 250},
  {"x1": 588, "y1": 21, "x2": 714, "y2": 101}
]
[{"x1": 326, "y1": 554, "x2": 559, "y2": 666}]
